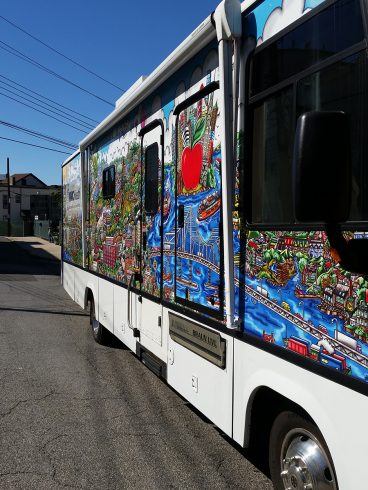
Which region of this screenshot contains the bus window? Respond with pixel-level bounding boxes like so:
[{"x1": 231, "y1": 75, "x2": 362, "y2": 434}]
[
  {"x1": 247, "y1": 0, "x2": 367, "y2": 224},
  {"x1": 297, "y1": 51, "x2": 368, "y2": 221},
  {"x1": 251, "y1": 87, "x2": 294, "y2": 224},
  {"x1": 144, "y1": 143, "x2": 159, "y2": 215},
  {"x1": 102, "y1": 165, "x2": 115, "y2": 199},
  {"x1": 250, "y1": 0, "x2": 364, "y2": 97}
]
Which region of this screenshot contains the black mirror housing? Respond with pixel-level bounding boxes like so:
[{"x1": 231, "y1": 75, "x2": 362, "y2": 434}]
[{"x1": 293, "y1": 111, "x2": 351, "y2": 223}]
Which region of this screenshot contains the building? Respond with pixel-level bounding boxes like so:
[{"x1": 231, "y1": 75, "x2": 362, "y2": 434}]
[
  {"x1": 308, "y1": 238, "x2": 324, "y2": 258},
  {"x1": 301, "y1": 263, "x2": 319, "y2": 285},
  {"x1": 350, "y1": 301, "x2": 368, "y2": 331},
  {"x1": 275, "y1": 258, "x2": 295, "y2": 285},
  {"x1": 276, "y1": 234, "x2": 309, "y2": 253},
  {"x1": 0, "y1": 173, "x2": 61, "y2": 225}
]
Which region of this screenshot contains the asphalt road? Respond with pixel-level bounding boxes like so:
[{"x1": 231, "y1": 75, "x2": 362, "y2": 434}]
[{"x1": 0, "y1": 237, "x2": 273, "y2": 489}]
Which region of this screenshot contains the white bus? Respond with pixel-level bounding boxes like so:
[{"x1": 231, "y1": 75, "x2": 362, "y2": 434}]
[{"x1": 62, "y1": 0, "x2": 368, "y2": 487}]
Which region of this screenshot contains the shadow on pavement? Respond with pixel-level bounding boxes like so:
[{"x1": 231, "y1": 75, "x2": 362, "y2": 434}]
[
  {"x1": 0, "y1": 306, "x2": 88, "y2": 316},
  {"x1": 11, "y1": 240, "x2": 59, "y2": 261},
  {"x1": 0, "y1": 238, "x2": 60, "y2": 276}
]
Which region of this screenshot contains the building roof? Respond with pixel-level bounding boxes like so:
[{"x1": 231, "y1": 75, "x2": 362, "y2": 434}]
[
  {"x1": 12, "y1": 173, "x2": 29, "y2": 182},
  {"x1": 0, "y1": 173, "x2": 50, "y2": 188},
  {"x1": 12, "y1": 173, "x2": 47, "y2": 187}
]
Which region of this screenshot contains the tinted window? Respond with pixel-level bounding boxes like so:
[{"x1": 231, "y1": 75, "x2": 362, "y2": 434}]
[
  {"x1": 251, "y1": 0, "x2": 364, "y2": 96},
  {"x1": 145, "y1": 143, "x2": 159, "y2": 214},
  {"x1": 251, "y1": 87, "x2": 294, "y2": 223},
  {"x1": 297, "y1": 52, "x2": 368, "y2": 221},
  {"x1": 249, "y1": 50, "x2": 368, "y2": 224},
  {"x1": 102, "y1": 166, "x2": 115, "y2": 199}
]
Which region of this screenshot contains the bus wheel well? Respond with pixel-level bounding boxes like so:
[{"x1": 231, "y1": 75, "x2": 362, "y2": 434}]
[
  {"x1": 245, "y1": 386, "x2": 314, "y2": 476},
  {"x1": 84, "y1": 288, "x2": 94, "y2": 310}
]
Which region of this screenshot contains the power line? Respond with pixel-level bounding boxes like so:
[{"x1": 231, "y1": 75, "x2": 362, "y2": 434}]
[
  {"x1": 0, "y1": 73, "x2": 99, "y2": 124},
  {"x1": 0, "y1": 14, "x2": 125, "y2": 92},
  {"x1": 0, "y1": 83, "x2": 94, "y2": 131},
  {"x1": 0, "y1": 135, "x2": 72, "y2": 154},
  {"x1": 1, "y1": 126, "x2": 76, "y2": 150},
  {"x1": 0, "y1": 39, "x2": 114, "y2": 107},
  {"x1": 0, "y1": 90, "x2": 88, "y2": 133},
  {"x1": 0, "y1": 78, "x2": 95, "y2": 128},
  {"x1": 0, "y1": 89, "x2": 89, "y2": 133},
  {"x1": 0, "y1": 119, "x2": 77, "y2": 150}
]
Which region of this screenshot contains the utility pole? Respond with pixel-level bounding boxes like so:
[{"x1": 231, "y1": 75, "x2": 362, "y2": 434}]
[{"x1": 7, "y1": 157, "x2": 10, "y2": 236}]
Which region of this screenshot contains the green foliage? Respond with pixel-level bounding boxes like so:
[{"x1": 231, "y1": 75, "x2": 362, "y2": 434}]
[
  {"x1": 355, "y1": 327, "x2": 365, "y2": 337},
  {"x1": 263, "y1": 248, "x2": 282, "y2": 265},
  {"x1": 280, "y1": 249, "x2": 290, "y2": 260},
  {"x1": 258, "y1": 270, "x2": 272, "y2": 280},
  {"x1": 316, "y1": 269, "x2": 337, "y2": 286},
  {"x1": 357, "y1": 288, "x2": 367, "y2": 302},
  {"x1": 306, "y1": 285, "x2": 320, "y2": 295},
  {"x1": 248, "y1": 230, "x2": 260, "y2": 239},
  {"x1": 91, "y1": 154, "x2": 99, "y2": 180},
  {"x1": 193, "y1": 116, "x2": 207, "y2": 147},
  {"x1": 207, "y1": 165, "x2": 216, "y2": 188},
  {"x1": 298, "y1": 257, "x2": 308, "y2": 273}
]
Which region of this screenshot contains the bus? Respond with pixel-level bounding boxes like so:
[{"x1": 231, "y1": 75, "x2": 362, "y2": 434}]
[{"x1": 62, "y1": 0, "x2": 368, "y2": 488}]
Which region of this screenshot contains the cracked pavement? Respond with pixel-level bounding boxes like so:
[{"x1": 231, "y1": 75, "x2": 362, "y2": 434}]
[{"x1": 0, "y1": 237, "x2": 273, "y2": 489}]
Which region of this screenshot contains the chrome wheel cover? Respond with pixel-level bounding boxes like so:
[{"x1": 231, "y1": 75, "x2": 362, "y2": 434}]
[
  {"x1": 92, "y1": 317, "x2": 99, "y2": 335},
  {"x1": 280, "y1": 428, "x2": 337, "y2": 490}
]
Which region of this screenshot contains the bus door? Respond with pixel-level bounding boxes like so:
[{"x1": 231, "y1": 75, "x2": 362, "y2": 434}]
[
  {"x1": 174, "y1": 85, "x2": 223, "y2": 317},
  {"x1": 138, "y1": 121, "x2": 164, "y2": 356}
]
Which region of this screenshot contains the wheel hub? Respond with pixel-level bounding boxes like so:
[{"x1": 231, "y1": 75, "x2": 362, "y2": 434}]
[
  {"x1": 92, "y1": 318, "x2": 99, "y2": 334},
  {"x1": 280, "y1": 430, "x2": 336, "y2": 490}
]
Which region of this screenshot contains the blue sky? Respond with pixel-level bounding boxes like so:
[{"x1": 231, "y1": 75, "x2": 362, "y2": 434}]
[{"x1": 0, "y1": 0, "x2": 220, "y2": 184}]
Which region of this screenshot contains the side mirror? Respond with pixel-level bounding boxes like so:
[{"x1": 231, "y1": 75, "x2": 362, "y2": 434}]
[
  {"x1": 293, "y1": 111, "x2": 368, "y2": 275},
  {"x1": 293, "y1": 111, "x2": 351, "y2": 223}
]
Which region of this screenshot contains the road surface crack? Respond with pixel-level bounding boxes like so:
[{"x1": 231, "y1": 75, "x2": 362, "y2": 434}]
[
  {"x1": 39, "y1": 434, "x2": 80, "y2": 489},
  {"x1": 0, "y1": 390, "x2": 58, "y2": 418}
]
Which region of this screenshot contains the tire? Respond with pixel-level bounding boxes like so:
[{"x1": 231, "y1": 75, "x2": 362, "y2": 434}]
[
  {"x1": 89, "y1": 297, "x2": 106, "y2": 344},
  {"x1": 269, "y1": 411, "x2": 338, "y2": 490}
]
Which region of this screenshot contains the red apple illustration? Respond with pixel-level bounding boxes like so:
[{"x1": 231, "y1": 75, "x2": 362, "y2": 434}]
[{"x1": 181, "y1": 142, "x2": 203, "y2": 190}]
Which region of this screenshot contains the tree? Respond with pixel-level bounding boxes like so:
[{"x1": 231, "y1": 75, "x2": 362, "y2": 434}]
[
  {"x1": 258, "y1": 270, "x2": 272, "y2": 280},
  {"x1": 357, "y1": 288, "x2": 368, "y2": 302},
  {"x1": 298, "y1": 257, "x2": 308, "y2": 274},
  {"x1": 248, "y1": 230, "x2": 260, "y2": 240}
]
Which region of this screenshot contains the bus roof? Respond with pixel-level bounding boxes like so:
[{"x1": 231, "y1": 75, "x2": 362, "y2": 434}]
[{"x1": 78, "y1": 0, "x2": 254, "y2": 151}]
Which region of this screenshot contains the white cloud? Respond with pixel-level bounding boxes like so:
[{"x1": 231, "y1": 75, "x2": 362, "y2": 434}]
[{"x1": 258, "y1": 0, "x2": 310, "y2": 46}]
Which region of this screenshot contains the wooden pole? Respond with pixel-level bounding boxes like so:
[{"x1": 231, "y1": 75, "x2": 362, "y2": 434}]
[{"x1": 7, "y1": 157, "x2": 10, "y2": 236}]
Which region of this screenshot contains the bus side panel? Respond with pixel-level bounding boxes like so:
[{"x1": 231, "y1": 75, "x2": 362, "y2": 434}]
[
  {"x1": 74, "y1": 267, "x2": 91, "y2": 309},
  {"x1": 113, "y1": 283, "x2": 137, "y2": 352},
  {"x1": 63, "y1": 261, "x2": 75, "y2": 301},
  {"x1": 233, "y1": 339, "x2": 368, "y2": 490},
  {"x1": 98, "y1": 276, "x2": 114, "y2": 334},
  {"x1": 62, "y1": 154, "x2": 84, "y2": 305},
  {"x1": 237, "y1": 0, "x2": 368, "y2": 387},
  {"x1": 62, "y1": 154, "x2": 83, "y2": 267},
  {"x1": 165, "y1": 307, "x2": 234, "y2": 437}
]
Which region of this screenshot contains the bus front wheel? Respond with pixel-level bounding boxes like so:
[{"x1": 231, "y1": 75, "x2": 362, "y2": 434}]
[{"x1": 269, "y1": 411, "x2": 338, "y2": 490}]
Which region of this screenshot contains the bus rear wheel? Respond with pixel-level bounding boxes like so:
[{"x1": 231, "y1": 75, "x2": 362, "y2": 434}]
[
  {"x1": 269, "y1": 411, "x2": 338, "y2": 490},
  {"x1": 89, "y1": 297, "x2": 106, "y2": 344}
]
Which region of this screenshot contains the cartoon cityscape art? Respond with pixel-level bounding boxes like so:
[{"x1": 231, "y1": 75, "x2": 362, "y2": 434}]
[
  {"x1": 236, "y1": 230, "x2": 368, "y2": 382},
  {"x1": 62, "y1": 154, "x2": 83, "y2": 266},
  {"x1": 174, "y1": 86, "x2": 222, "y2": 311}
]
